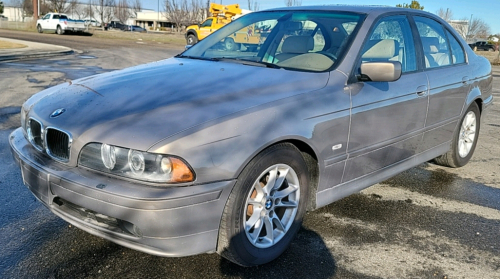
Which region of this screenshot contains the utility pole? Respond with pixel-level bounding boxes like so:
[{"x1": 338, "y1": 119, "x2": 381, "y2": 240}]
[{"x1": 32, "y1": 0, "x2": 38, "y2": 20}]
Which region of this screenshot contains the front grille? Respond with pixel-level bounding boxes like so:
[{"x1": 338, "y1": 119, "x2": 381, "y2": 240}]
[
  {"x1": 46, "y1": 128, "x2": 70, "y2": 161},
  {"x1": 29, "y1": 119, "x2": 43, "y2": 150}
]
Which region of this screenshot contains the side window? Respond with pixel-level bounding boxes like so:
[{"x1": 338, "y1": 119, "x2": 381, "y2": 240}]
[
  {"x1": 414, "y1": 16, "x2": 452, "y2": 68},
  {"x1": 446, "y1": 30, "x2": 466, "y2": 64},
  {"x1": 361, "y1": 15, "x2": 417, "y2": 73},
  {"x1": 200, "y1": 19, "x2": 213, "y2": 28},
  {"x1": 312, "y1": 28, "x2": 325, "y2": 52},
  {"x1": 43, "y1": 14, "x2": 50, "y2": 20},
  {"x1": 53, "y1": 14, "x2": 59, "y2": 20}
]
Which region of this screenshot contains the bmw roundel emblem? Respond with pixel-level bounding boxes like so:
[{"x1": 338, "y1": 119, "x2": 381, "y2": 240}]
[{"x1": 50, "y1": 108, "x2": 66, "y2": 118}]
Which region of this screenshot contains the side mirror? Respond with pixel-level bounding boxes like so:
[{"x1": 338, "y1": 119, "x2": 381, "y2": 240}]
[{"x1": 359, "y1": 61, "x2": 402, "y2": 82}]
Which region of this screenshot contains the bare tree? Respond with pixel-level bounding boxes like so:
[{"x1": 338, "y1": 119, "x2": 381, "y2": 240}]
[
  {"x1": 114, "y1": 0, "x2": 130, "y2": 23},
  {"x1": 284, "y1": 0, "x2": 301, "y2": 7},
  {"x1": 467, "y1": 17, "x2": 491, "y2": 40},
  {"x1": 452, "y1": 16, "x2": 491, "y2": 41},
  {"x1": 46, "y1": 0, "x2": 70, "y2": 13},
  {"x1": 12, "y1": 0, "x2": 32, "y2": 21},
  {"x1": 164, "y1": 0, "x2": 187, "y2": 32},
  {"x1": 247, "y1": 0, "x2": 259, "y2": 11},
  {"x1": 186, "y1": 0, "x2": 203, "y2": 24},
  {"x1": 164, "y1": 0, "x2": 203, "y2": 32},
  {"x1": 68, "y1": 0, "x2": 82, "y2": 18},
  {"x1": 131, "y1": 0, "x2": 141, "y2": 17},
  {"x1": 436, "y1": 7, "x2": 453, "y2": 22},
  {"x1": 95, "y1": 0, "x2": 115, "y2": 28}
]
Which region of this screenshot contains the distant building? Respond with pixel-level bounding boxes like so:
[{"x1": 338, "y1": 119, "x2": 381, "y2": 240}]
[
  {"x1": 448, "y1": 19, "x2": 469, "y2": 40},
  {"x1": 2, "y1": 6, "x2": 33, "y2": 22}
]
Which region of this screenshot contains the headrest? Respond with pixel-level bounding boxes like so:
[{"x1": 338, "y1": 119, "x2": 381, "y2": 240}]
[
  {"x1": 362, "y1": 39, "x2": 399, "y2": 59},
  {"x1": 421, "y1": 37, "x2": 440, "y2": 53},
  {"x1": 281, "y1": 36, "x2": 314, "y2": 54}
]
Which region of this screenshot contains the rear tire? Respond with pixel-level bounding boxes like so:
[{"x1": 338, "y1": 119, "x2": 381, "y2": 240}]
[
  {"x1": 433, "y1": 102, "x2": 480, "y2": 168},
  {"x1": 56, "y1": 25, "x2": 64, "y2": 35},
  {"x1": 217, "y1": 143, "x2": 309, "y2": 266},
  {"x1": 37, "y1": 25, "x2": 43, "y2": 33}
]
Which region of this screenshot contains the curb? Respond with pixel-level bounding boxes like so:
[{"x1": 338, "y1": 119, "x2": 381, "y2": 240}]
[{"x1": 0, "y1": 49, "x2": 74, "y2": 62}]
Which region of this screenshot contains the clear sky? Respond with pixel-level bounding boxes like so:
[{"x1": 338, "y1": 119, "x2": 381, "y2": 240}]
[{"x1": 140, "y1": 0, "x2": 500, "y2": 34}]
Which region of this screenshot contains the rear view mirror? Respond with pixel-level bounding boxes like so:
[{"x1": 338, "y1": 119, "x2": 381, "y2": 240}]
[{"x1": 359, "y1": 61, "x2": 402, "y2": 82}]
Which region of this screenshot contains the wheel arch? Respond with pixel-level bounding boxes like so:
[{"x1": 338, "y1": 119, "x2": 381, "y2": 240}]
[
  {"x1": 235, "y1": 137, "x2": 320, "y2": 212},
  {"x1": 186, "y1": 30, "x2": 198, "y2": 39},
  {"x1": 464, "y1": 87, "x2": 484, "y2": 114}
]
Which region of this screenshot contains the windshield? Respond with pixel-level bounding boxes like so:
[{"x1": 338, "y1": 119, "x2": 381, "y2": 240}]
[{"x1": 181, "y1": 11, "x2": 364, "y2": 72}]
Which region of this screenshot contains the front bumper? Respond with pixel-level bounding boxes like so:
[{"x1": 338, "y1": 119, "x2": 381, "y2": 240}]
[{"x1": 9, "y1": 128, "x2": 235, "y2": 257}]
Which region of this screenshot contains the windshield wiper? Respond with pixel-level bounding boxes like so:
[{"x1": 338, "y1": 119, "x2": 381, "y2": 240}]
[
  {"x1": 216, "y1": 58, "x2": 282, "y2": 69},
  {"x1": 175, "y1": 54, "x2": 220, "y2": 61}
]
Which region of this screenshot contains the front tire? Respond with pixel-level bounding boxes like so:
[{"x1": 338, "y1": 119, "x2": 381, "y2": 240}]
[
  {"x1": 37, "y1": 25, "x2": 43, "y2": 33},
  {"x1": 433, "y1": 102, "x2": 480, "y2": 168},
  {"x1": 224, "y1": 38, "x2": 240, "y2": 51},
  {"x1": 217, "y1": 143, "x2": 309, "y2": 266},
  {"x1": 186, "y1": 34, "x2": 198, "y2": 45}
]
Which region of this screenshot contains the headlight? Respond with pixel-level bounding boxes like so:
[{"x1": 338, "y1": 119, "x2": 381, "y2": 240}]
[{"x1": 78, "y1": 143, "x2": 195, "y2": 183}]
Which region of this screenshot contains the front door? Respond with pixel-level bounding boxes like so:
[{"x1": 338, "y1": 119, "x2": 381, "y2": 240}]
[{"x1": 199, "y1": 18, "x2": 214, "y2": 40}]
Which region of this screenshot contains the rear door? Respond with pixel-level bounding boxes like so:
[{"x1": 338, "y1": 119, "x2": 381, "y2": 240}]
[
  {"x1": 412, "y1": 16, "x2": 470, "y2": 152},
  {"x1": 344, "y1": 14, "x2": 429, "y2": 182}
]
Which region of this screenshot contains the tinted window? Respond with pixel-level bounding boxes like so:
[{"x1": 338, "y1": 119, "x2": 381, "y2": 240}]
[
  {"x1": 446, "y1": 30, "x2": 465, "y2": 64},
  {"x1": 361, "y1": 15, "x2": 417, "y2": 73},
  {"x1": 200, "y1": 19, "x2": 213, "y2": 28},
  {"x1": 414, "y1": 16, "x2": 452, "y2": 68},
  {"x1": 184, "y1": 11, "x2": 363, "y2": 72}
]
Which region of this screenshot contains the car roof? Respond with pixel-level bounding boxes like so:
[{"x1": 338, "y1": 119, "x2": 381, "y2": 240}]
[{"x1": 266, "y1": 5, "x2": 433, "y2": 17}]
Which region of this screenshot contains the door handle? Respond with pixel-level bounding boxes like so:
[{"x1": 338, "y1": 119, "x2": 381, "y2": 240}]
[{"x1": 416, "y1": 85, "x2": 428, "y2": 96}]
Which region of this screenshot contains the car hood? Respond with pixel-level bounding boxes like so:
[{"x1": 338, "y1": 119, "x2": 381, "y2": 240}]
[{"x1": 27, "y1": 58, "x2": 329, "y2": 151}]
